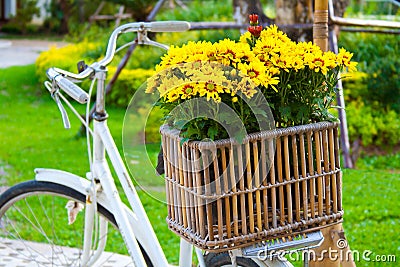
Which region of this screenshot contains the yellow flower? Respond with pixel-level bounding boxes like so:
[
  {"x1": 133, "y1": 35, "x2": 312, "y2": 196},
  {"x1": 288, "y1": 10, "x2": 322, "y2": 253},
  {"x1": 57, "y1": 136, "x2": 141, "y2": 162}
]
[
  {"x1": 261, "y1": 71, "x2": 280, "y2": 92},
  {"x1": 296, "y1": 41, "x2": 322, "y2": 56},
  {"x1": 239, "y1": 31, "x2": 252, "y2": 44},
  {"x1": 237, "y1": 60, "x2": 268, "y2": 87},
  {"x1": 145, "y1": 75, "x2": 160, "y2": 94},
  {"x1": 197, "y1": 80, "x2": 224, "y2": 102},
  {"x1": 303, "y1": 51, "x2": 330, "y2": 75},
  {"x1": 260, "y1": 25, "x2": 292, "y2": 43},
  {"x1": 290, "y1": 54, "x2": 305, "y2": 71},
  {"x1": 346, "y1": 61, "x2": 358, "y2": 73},
  {"x1": 337, "y1": 48, "x2": 358, "y2": 72},
  {"x1": 164, "y1": 81, "x2": 198, "y2": 102},
  {"x1": 237, "y1": 79, "x2": 258, "y2": 99},
  {"x1": 212, "y1": 39, "x2": 254, "y2": 66},
  {"x1": 270, "y1": 54, "x2": 290, "y2": 72},
  {"x1": 323, "y1": 51, "x2": 338, "y2": 69}
]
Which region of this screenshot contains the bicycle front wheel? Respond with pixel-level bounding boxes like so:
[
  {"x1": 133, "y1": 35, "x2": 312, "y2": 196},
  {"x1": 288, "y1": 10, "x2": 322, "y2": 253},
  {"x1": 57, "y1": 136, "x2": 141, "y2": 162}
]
[{"x1": 0, "y1": 180, "x2": 150, "y2": 266}]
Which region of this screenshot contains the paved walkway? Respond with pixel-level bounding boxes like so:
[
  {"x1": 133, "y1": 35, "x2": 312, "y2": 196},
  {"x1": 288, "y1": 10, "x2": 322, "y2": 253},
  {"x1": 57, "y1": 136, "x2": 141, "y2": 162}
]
[
  {"x1": 0, "y1": 39, "x2": 66, "y2": 68},
  {"x1": 0, "y1": 238, "x2": 134, "y2": 266}
]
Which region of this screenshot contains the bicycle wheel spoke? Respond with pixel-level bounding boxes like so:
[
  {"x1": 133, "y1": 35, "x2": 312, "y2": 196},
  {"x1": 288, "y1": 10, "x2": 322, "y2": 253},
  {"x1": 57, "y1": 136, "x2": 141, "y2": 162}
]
[
  {"x1": 4, "y1": 213, "x2": 53, "y2": 262},
  {"x1": 4, "y1": 202, "x2": 69, "y2": 264},
  {"x1": 47, "y1": 196, "x2": 75, "y2": 265},
  {"x1": 26, "y1": 196, "x2": 70, "y2": 264},
  {"x1": 0, "y1": 182, "x2": 139, "y2": 266},
  {"x1": 1, "y1": 195, "x2": 80, "y2": 265}
]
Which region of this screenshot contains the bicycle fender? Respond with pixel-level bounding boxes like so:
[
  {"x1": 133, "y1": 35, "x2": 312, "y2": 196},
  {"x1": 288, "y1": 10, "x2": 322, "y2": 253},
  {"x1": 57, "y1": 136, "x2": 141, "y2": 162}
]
[
  {"x1": 35, "y1": 168, "x2": 115, "y2": 213},
  {"x1": 34, "y1": 168, "x2": 135, "y2": 220},
  {"x1": 35, "y1": 168, "x2": 90, "y2": 194}
]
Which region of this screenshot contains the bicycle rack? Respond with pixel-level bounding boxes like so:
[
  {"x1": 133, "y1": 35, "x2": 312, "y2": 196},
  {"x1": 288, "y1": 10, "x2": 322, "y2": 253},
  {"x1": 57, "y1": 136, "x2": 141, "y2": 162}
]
[{"x1": 242, "y1": 230, "x2": 324, "y2": 259}]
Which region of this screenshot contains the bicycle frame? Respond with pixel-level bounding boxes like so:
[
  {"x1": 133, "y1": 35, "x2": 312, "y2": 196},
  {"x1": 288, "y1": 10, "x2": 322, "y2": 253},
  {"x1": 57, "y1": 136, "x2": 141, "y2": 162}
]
[
  {"x1": 34, "y1": 122, "x2": 174, "y2": 266},
  {"x1": 34, "y1": 78, "x2": 288, "y2": 267},
  {"x1": 36, "y1": 21, "x2": 294, "y2": 267},
  {"x1": 37, "y1": 72, "x2": 180, "y2": 266}
]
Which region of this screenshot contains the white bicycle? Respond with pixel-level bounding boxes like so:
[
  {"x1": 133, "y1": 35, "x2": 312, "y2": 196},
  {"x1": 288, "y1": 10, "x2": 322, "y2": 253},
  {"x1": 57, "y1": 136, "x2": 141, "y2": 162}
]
[{"x1": 0, "y1": 21, "x2": 324, "y2": 267}]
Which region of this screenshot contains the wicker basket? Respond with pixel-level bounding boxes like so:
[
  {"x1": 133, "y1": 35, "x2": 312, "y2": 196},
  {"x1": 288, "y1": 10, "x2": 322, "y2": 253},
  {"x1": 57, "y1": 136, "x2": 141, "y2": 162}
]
[{"x1": 160, "y1": 122, "x2": 343, "y2": 252}]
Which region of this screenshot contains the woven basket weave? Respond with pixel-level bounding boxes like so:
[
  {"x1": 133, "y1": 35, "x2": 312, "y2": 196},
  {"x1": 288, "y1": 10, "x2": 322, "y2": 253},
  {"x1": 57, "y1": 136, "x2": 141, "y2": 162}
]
[{"x1": 160, "y1": 122, "x2": 343, "y2": 252}]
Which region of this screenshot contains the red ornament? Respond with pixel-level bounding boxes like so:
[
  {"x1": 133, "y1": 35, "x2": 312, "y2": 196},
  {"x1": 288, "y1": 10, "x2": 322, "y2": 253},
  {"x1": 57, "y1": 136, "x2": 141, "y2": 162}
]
[
  {"x1": 248, "y1": 25, "x2": 262, "y2": 37},
  {"x1": 249, "y1": 14, "x2": 259, "y2": 25}
]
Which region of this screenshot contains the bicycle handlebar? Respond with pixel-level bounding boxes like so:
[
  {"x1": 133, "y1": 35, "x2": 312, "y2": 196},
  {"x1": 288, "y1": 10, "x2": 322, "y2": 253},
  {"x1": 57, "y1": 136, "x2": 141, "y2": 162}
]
[
  {"x1": 145, "y1": 21, "x2": 191, "y2": 32},
  {"x1": 47, "y1": 68, "x2": 89, "y2": 104},
  {"x1": 48, "y1": 21, "x2": 190, "y2": 82}
]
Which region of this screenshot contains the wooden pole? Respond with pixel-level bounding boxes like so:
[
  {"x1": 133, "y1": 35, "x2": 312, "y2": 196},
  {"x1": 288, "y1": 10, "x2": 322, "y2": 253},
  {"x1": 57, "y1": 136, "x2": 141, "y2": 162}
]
[
  {"x1": 311, "y1": 1, "x2": 356, "y2": 266},
  {"x1": 313, "y1": 0, "x2": 329, "y2": 52}
]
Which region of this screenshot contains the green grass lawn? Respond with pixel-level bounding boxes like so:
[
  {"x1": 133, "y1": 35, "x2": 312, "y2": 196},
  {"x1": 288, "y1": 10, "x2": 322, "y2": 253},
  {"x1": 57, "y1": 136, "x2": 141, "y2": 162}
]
[{"x1": 0, "y1": 65, "x2": 399, "y2": 266}]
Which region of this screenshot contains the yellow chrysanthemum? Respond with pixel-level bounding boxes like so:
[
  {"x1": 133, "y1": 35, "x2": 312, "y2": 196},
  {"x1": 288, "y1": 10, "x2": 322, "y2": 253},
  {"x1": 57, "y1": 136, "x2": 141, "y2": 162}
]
[
  {"x1": 337, "y1": 48, "x2": 358, "y2": 72},
  {"x1": 261, "y1": 72, "x2": 280, "y2": 91},
  {"x1": 295, "y1": 41, "x2": 322, "y2": 56},
  {"x1": 239, "y1": 31, "x2": 252, "y2": 44},
  {"x1": 237, "y1": 60, "x2": 268, "y2": 87},
  {"x1": 270, "y1": 54, "x2": 290, "y2": 72},
  {"x1": 211, "y1": 39, "x2": 255, "y2": 66},
  {"x1": 346, "y1": 61, "x2": 358, "y2": 73},
  {"x1": 197, "y1": 80, "x2": 225, "y2": 102},
  {"x1": 260, "y1": 25, "x2": 292, "y2": 44},
  {"x1": 289, "y1": 53, "x2": 306, "y2": 71},
  {"x1": 323, "y1": 51, "x2": 338, "y2": 69}
]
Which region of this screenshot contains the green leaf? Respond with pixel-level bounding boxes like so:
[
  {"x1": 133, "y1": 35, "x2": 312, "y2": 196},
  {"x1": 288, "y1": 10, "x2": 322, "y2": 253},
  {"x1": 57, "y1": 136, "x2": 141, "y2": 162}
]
[
  {"x1": 279, "y1": 106, "x2": 291, "y2": 118},
  {"x1": 207, "y1": 125, "x2": 219, "y2": 140}
]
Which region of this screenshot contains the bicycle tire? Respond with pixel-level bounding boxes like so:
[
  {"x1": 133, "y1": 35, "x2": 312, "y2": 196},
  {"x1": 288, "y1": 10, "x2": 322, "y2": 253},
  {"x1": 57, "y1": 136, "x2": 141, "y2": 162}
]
[
  {"x1": 204, "y1": 252, "x2": 259, "y2": 267},
  {"x1": 0, "y1": 180, "x2": 153, "y2": 266}
]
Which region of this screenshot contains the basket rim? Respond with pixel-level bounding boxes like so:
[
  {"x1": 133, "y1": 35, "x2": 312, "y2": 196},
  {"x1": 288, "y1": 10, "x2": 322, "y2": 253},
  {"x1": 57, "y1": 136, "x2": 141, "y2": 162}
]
[
  {"x1": 160, "y1": 121, "x2": 339, "y2": 149},
  {"x1": 167, "y1": 214, "x2": 344, "y2": 252}
]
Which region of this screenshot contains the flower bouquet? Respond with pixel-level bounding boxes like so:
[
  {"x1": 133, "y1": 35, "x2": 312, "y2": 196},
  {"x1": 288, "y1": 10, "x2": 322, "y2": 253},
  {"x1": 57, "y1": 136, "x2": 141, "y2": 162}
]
[
  {"x1": 147, "y1": 15, "x2": 357, "y2": 251},
  {"x1": 147, "y1": 15, "x2": 357, "y2": 140}
]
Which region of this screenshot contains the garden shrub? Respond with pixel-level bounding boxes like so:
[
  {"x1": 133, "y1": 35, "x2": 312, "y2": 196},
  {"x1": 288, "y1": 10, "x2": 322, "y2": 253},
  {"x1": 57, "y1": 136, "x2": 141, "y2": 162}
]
[
  {"x1": 339, "y1": 33, "x2": 400, "y2": 151},
  {"x1": 339, "y1": 33, "x2": 399, "y2": 65},
  {"x1": 143, "y1": 106, "x2": 164, "y2": 144},
  {"x1": 343, "y1": 33, "x2": 400, "y2": 113},
  {"x1": 346, "y1": 101, "x2": 400, "y2": 149},
  {"x1": 35, "y1": 41, "x2": 156, "y2": 107},
  {"x1": 341, "y1": 71, "x2": 368, "y2": 101},
  {"x1": 365, "y1": 56, "x2": 400, "y2": 112},
  {"x1": 35, "y1": 40, "x2": 102, "y2": 84},
  {"x1": 343, "y1": 72, "x2": 400, "y2": 150}
]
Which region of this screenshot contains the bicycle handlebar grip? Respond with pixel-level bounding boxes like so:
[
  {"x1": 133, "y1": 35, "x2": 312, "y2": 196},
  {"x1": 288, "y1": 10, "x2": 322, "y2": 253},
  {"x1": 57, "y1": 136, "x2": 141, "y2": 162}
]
[
  {"x1": 56, "y1": 76, "x2": 89, "y2": 104},
  {"x1": 47, "y1": 68, "x2": 89, "y2": 104},
  {"x1": 149, "y1": 21, "x2": 191, "y2": 32}
]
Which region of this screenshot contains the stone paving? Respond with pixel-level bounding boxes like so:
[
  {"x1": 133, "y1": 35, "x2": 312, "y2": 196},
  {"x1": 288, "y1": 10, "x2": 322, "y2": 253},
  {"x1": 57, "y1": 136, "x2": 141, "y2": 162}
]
[
  {"x1": 0, "y1": 39, "x2": 66, "y2": 68},
  {"x1": 0, "y1": 238, "x2": 134, "y2": 266}
]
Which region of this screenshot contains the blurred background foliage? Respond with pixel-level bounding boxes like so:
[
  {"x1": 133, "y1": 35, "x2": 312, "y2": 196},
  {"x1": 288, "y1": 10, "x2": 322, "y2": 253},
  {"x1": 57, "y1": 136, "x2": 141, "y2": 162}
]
[
  {"x1": 2, "y1": 0, "x2": 400, "y2": 166},
  {"x1": 1, "y1": 1, "x2": 399, "y2": 264}
]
